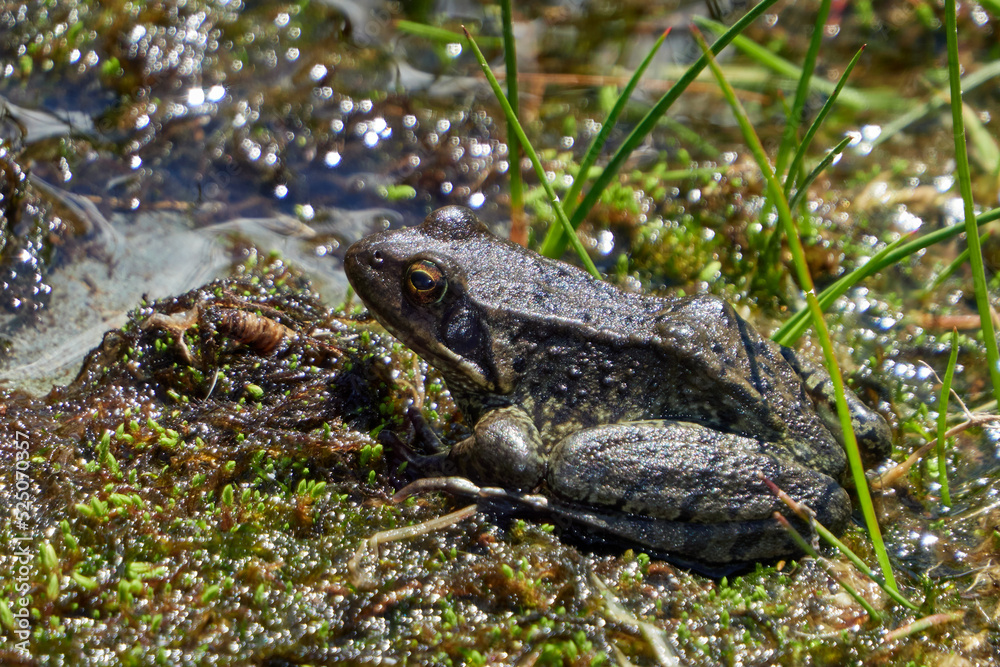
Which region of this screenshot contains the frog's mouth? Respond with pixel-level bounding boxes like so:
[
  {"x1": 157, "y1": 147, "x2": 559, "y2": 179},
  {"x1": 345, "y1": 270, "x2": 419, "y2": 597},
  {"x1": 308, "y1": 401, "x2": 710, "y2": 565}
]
[
  {"x1": 378, "y1": 315, "x2": 497, "y2": 394},
  {"x1": 344, "y1": 240, "x2": 497, "y2": 394}
]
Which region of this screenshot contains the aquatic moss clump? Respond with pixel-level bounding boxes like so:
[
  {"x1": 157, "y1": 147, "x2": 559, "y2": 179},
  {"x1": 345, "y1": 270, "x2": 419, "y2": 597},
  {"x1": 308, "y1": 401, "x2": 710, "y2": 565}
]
[{"x1": 0, "y1": 261, "x2": 618, "y2": 664}]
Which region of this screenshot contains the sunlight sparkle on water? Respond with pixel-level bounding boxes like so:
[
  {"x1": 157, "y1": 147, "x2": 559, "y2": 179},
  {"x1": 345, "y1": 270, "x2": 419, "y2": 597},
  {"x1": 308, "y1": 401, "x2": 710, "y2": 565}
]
[
  {"x1": 934, "y1": 174, "x2": 955, "y2": 192},
  {"x1": 468, "y1": 193, "x2": 485, "y2": 209},
  {"x1": 596, "y1": 230, "x2": 614, "y2": 255},
  {"x1": 207, "y1": 85, "x2": 225, "y2": 102},
  {"x1": 892, "y1": 207, "x2": 923, "y2": 233},
  {"x1": 848, "y1": 125, "x2": 882, "y2": 156},
  {"x1": 371, "y1": 117, "x2": 390, "y2": 138},
  {"x1": 186, "y1": 87, "x2": 205, "y2": 106},
  {"x1": 942, "y1": 197, "x2": 966, "y2": 225},
  {"x1": 889, "y1": 360, "x2": 932, "y2": 381}
]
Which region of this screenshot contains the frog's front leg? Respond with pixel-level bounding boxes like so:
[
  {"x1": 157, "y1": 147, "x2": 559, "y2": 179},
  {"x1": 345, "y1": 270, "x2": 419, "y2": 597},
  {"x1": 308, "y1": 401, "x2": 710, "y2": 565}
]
[
  {"x1": 547, "y1": 421, "x2": 852, "y2": 562},
  {"x1": 447, "y1": 405, "x2": 547, "y2": 491},
  {"x1": 395, "y1": 406, "x2": 545, "y2": 487}
]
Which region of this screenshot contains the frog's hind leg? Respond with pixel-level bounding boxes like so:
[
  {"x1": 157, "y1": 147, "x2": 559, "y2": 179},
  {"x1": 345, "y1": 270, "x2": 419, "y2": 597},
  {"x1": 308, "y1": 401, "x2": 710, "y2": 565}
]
[{"x1": 545, "y1": 420, "x2": 852, "y2": 563}]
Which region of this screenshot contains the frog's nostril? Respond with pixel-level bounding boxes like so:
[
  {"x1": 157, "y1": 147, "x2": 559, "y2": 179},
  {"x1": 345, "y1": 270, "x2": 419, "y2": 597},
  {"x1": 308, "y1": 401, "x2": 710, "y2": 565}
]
[{"x1": 372, "y1": 250, "x2": 383, "y2": 266}]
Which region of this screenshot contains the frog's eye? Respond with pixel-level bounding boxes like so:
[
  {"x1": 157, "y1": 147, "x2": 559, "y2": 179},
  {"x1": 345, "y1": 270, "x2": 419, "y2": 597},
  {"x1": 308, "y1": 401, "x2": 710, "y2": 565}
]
[{"x1": 404, "y1": 260, "x2": 447, "y2": 304}]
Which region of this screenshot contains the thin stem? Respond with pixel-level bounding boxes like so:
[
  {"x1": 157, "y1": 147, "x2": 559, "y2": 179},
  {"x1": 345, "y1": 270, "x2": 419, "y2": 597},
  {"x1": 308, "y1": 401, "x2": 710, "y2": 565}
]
[
  {"x1": 463, "y1": 26, "x2": 601, "y2": 279},
  {"x1": 944, "y1": 0, "x2": 1000, "y2": 407},
  {"x1": 693, "y1": 25, "x2": 898, "y2": 593},
  {"x1": 935, "y1": 330, "x2": 960, "y2": 507},
  {"x1": 539, "y1": 0, "x2": 782, "y2": 258},
  {"x1": 775, "y1": 0, "x2": 831, "y2": 177}
]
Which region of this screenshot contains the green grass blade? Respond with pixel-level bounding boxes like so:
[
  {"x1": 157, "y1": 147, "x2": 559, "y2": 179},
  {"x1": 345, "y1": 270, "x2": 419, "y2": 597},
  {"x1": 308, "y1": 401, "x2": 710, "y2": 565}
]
[
  {"x1": 787, "y1": 135, "x2": 852, "y2": 211},
  {"x1": 786, "y1": 46, "x2": 866, "y2": 199},
  {"x1": 936, "y1": 330, "x2": 959, "y2": 508},
  {"x1": 963, "y1": 101, "x2": 1000, "y2": 175},
  {"x1": 692, "y1": 26, "x2": 898, "y2": 593},
  {"x1": 396, "y1": 20, "x2": 502, "y2": 47},
  {"x1": 926, "y1": 231, "x2": 990, "y2": 295},
  {"x1": 774, "y1": 0, "x2": 831, "y2": 177},
  {"x1": 944, "y1": 0, "x2": 1000, "y2": 407},
  {"x1": 539, "y1": 0, "x2": 782, "y2": 258},
  {"x1": 562, "y1": 28, "x2": 670, "y2": 218},
  {"x1": 874, "y1": 60, "x2": 1000, "y2": 148},
  {"x1": 499, "y1": 0, "x2": 523, "y2": 220},
  {"x1": 771, "y1": 503, "x2": 917, "y2": 610},
  {"x1": 693, "y1": 16, "x2": 871, "y2": 110},
  {"x1": 463, "y1": 27, "x2": 601, "y2": 279},
  {"x1": 774, "y1": 515, "x2": 883, "y2": 621},
  {"x1": 772, "y1": 207, "x2": 1000, "y2": 347}
]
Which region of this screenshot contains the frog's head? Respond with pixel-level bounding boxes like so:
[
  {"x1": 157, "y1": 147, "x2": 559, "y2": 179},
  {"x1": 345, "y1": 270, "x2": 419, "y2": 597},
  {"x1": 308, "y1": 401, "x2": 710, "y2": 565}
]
[{"x1": 344, "y1": 206, "x2": 517, "y2": 394}]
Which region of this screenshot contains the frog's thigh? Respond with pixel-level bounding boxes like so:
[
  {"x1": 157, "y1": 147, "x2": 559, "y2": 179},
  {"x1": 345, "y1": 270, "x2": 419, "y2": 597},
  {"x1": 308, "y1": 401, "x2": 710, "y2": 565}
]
[{"x1": 547, "y1": 420, "x2": 850, "y2": 530}]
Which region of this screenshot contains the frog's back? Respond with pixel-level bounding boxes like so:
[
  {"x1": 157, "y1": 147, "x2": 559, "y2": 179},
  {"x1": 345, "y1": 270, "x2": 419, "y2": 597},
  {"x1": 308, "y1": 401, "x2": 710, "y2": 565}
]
[{"x1": 460, "y1": 243, "x2": 849, "y2": 475}]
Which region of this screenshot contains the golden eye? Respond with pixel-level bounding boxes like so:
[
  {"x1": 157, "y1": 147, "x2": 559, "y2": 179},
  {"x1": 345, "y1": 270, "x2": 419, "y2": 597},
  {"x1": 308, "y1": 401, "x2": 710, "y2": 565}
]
[{"x1": 404, "y1": 260, "x2": 447, "y2": 304}]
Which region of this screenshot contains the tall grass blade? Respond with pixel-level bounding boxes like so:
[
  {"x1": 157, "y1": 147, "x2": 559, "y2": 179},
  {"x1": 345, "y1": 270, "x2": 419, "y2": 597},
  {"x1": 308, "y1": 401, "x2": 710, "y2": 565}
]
[
  {"x1": 499, "y1": 0, "x2": 524, "y2": 238},
  {"x1": 539, "y1": 0, "x2": 782, "y2": 258},
  {"x1": 773, "y1": 207, "x2": 1000, "y2": 347},
  {"x1": 785, "y1": 46, "x2": 866, "y2": 199},
  {"x1": 693, "y1": 16, "x2": 873, "y2": 110},
  {"x1": 774, "y1": 0, "x2": 831, "y2": 177},
  {"x1": 691, "y1": 25, "x2": 899, "y2": 593},
  {"x1": 936, "y1": 330, "x2": 959, "y2": 507},
  {"x1": 944, "y1": 0, "x2": 1000, "y2": 407},
  {"x1": 562, "y1": 28, "x2": 671, "y2": 220},
  {"x1": 462, "y1": 27, "x2": 601, "y2": 279},
  {"x1": 786, "y1": 135, "x2": 852, "y2": 211}
]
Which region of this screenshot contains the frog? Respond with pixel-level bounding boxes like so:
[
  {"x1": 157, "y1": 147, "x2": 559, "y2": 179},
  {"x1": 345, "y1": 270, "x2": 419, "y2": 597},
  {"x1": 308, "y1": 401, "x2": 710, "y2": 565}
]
[{"x1": 343, "y1": 205, "x2": 892, "y2": 567}]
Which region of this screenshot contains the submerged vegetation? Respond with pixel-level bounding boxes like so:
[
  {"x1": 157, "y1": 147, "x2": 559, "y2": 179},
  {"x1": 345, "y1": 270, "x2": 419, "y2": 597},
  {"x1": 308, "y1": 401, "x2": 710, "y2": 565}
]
[{"x1": 1, "y1": 0, "x2": 1000, "y2": 664}]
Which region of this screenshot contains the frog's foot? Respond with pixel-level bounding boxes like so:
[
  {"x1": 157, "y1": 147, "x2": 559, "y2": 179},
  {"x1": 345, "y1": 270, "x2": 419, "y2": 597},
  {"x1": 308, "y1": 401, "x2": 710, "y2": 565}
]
[
  {"x1": 404, "y1": 406, "x2": 450, "y2": 455},
  {"x1": 378, "y1": 426, "x2": 450, "y2": 476},
  {"x1": 376, "y1": 406, "x2": 458, "y2": 474}
]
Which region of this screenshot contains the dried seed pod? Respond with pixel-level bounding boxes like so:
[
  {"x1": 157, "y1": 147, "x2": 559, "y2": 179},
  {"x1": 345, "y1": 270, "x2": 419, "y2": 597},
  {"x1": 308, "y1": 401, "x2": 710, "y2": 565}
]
[{"x1": 214, "y1": 308, "x2": 297, "y2": 354}]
